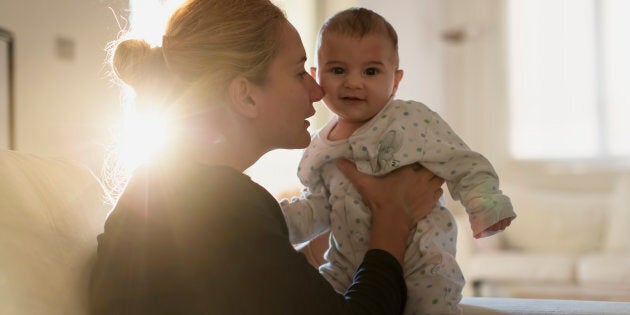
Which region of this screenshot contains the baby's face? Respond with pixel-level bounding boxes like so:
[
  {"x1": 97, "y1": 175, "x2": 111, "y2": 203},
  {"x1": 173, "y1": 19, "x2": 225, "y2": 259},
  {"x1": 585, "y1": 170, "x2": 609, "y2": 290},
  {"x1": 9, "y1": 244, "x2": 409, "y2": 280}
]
[{"x1": 314, "y1": 32, "x2": 402, "y2": 126}]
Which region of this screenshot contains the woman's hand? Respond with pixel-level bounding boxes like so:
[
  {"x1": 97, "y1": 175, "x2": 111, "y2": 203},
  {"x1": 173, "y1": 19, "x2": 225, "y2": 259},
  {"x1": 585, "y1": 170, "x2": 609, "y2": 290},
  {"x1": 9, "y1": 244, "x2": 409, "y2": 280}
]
[
  {"x1": 336, "y1": 159, "x2": 444, "y2": 264},
  {"x1": 406, "y1": 163, "x2": 445, "y2": 225}
]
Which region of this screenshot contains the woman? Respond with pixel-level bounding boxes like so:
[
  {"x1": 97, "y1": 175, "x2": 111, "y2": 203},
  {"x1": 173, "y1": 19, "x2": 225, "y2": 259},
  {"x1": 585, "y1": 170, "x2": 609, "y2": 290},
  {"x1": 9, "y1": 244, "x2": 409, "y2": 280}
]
[{"x1": 90, "y1": 0, "x2": 444, "y2": 314}]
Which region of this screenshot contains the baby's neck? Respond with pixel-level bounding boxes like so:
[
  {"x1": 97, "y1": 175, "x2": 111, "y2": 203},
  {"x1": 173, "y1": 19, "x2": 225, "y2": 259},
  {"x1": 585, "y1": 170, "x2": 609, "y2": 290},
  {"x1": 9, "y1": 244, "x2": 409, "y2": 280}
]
[{"x1": 327, "y1": 119, "x2": 364, "y2": 141}]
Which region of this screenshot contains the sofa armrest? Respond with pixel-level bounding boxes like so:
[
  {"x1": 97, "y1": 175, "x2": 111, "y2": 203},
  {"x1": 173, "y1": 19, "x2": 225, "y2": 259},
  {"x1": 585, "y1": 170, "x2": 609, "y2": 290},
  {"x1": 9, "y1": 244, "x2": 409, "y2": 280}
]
[{"x1": 0, "y1": 150, "x2": 111, "y2": 314}]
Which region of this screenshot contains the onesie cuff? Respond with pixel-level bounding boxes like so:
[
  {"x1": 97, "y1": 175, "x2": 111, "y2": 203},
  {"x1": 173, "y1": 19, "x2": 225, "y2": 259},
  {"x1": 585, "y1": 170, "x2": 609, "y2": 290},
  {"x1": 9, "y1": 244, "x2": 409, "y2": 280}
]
[{"x1": 467, "y1": 194, "x2": 516, "y2": 237}]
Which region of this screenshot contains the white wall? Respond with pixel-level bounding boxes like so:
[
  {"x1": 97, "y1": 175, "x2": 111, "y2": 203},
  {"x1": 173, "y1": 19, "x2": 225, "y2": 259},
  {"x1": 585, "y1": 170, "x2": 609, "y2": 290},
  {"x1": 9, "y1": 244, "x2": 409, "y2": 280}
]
[
  {"x1": 1, "y1": 0, "x2": 624, "y2": 193},
  {"x1": 359, "y1": 0, "x2": 446, "y2": 113},
  {"x1": 0, "y1": 0, "x2": 127, "y2": 171},
  {"x1": 360, "y1": 0, "x2": 626, "y2": 194},
  {"x1": 360, "y1": 0, "x2": 509, "y2": 168}
]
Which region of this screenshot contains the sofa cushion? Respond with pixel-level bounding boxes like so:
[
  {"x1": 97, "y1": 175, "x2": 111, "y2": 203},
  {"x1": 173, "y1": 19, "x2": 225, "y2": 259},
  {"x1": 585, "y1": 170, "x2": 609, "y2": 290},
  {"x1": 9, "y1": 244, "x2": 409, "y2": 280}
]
[
  {"x1": 577, "y1": 253, "x2": 630, "y2": 287},
  {"x1": 501, "y1": 187, "x2": 608, "y2": 254},
  {"x1": 461, "y1": 297, "x2": 630, "y2": 315},
  {"x1": 603, "y1": 174, "x2": 630, "y2": 253},
  {"x1": 465, "y1": 251, "x2": 575, "y2": 284},
  {"x1": 0, "y1": 150, "x2": 110, "y2": 314}
]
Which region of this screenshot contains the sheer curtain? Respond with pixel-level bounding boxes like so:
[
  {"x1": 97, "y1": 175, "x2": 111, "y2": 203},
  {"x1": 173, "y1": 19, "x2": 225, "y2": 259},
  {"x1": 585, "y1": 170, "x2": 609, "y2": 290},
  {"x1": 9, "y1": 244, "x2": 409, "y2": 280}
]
[{"x1": 508, "y1": 0, "x2": 630, "y2": 162}]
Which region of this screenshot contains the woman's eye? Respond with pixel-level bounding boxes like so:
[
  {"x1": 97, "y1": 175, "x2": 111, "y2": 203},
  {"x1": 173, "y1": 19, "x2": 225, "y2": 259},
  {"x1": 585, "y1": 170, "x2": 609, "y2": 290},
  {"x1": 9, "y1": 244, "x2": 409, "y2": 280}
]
[{"x1": 365, "y1": 68, "x2": 379, "y2": 76}]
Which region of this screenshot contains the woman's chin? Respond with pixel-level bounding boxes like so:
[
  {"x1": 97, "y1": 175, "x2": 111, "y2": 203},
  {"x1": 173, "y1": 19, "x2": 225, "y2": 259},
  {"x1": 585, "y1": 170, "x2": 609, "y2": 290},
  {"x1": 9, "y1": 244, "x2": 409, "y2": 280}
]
[
  {"x1": 294, "y1": 140, "x2": 311, "y2": 149},
  {"x1": 289, "y1": 135, "x2": 311, "y2": 149},
  {"x1": 301, "y1": 133, "x2": 312, "y2": 147}
]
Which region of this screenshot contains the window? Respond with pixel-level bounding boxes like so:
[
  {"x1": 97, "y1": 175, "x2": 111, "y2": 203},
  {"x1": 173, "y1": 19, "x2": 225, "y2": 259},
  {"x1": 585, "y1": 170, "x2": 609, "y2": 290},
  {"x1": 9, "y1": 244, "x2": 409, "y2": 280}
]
[{"x1": 508, "y1": 0, "x2": 630, "y2": 162}]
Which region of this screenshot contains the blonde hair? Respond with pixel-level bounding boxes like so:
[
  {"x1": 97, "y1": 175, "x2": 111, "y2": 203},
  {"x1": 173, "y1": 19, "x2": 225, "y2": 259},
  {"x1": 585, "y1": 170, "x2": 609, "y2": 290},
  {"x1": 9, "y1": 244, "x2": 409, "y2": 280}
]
[
  {"x1": 104, "y1": 0, "x2": 287, "y2": 201},
  {"x1": 112, "y1": 0, "x2": 286, "y2": 109}
]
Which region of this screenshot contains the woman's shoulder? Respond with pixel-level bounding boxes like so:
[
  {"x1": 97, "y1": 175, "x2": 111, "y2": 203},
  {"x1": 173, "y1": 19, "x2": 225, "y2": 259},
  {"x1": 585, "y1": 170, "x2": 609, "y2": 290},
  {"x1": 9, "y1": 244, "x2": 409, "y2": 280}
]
[
  {"x1": 131, "y1": 161, "x2": 250, "y2": 192},
  {"x1": 105, "y1": 161, "x2": 287, "y2": 244},
  {"x1": 117, "y1": 162, "x2": 278, "y2": 220}
]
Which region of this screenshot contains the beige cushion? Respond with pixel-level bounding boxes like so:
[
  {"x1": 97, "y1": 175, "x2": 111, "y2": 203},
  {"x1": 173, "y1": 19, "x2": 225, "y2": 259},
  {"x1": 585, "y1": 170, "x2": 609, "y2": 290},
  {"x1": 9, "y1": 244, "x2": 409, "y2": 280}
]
[
  {"x1": 578, "y1": 253, "x2": 630, "y2": 287},
  {"x1": 466, "y1": 251, "x2": 575, "y2": 284},
  {"x1": 501, "y1": 186, "x2": 608, "y2": 254},
  {"x1": 603, "y1": 174, "x2": 630, "y2": 253},
  {"x1": 0, "y1": 150, "x2": 110, "y2": 314},
  {"x1": 461, "y1": 297, "x2": 630, "y2": 315}
]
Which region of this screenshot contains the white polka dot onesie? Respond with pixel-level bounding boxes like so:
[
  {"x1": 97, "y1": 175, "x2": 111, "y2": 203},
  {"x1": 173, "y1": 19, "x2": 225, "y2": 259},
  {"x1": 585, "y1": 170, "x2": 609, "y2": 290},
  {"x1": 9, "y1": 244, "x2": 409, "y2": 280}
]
[{"x1": 281, "y1": 99, "x2": 516, "y2": 315}]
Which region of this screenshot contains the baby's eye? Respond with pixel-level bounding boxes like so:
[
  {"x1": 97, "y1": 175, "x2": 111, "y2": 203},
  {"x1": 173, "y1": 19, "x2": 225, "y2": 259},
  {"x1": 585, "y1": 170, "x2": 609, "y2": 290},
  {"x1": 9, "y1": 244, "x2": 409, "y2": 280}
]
[
  {"x1": 364, "y1": 68, "x2": 379, "y2": 76},
  {"x1": 331, "y1": 67, "x2": 345, "y2": 75}
]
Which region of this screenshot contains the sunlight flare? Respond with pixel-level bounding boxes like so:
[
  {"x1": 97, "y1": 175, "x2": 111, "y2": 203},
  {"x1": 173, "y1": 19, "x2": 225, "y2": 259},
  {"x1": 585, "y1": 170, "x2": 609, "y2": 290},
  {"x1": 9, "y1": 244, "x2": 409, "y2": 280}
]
[{"x1": 118, "y1": 108, "x2": 170, "y2": 170}]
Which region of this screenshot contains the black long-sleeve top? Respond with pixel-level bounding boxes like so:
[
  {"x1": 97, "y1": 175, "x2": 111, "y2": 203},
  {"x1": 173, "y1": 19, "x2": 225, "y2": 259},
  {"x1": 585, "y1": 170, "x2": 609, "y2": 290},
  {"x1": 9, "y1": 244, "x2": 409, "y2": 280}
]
[{"x1": 89, "y1": 161, "x2": 406, "y2": 314}]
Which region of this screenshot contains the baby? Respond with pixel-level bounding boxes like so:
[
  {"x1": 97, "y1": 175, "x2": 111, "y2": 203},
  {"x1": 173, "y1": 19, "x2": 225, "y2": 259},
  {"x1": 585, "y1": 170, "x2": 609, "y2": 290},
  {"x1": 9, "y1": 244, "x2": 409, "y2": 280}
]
[{"x1": 281, "y1": 7, "x2": 516, "y2": 315}]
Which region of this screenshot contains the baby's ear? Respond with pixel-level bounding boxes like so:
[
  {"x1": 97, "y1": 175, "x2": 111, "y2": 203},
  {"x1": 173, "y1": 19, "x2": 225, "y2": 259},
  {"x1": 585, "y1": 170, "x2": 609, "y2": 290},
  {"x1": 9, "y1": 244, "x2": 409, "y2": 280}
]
[
  {"x1": 310, "y1": 67, "x2": 317, "y2": 79},
  {"x1": 392, "y1": 69, "x2": 404, "y2": 94}
]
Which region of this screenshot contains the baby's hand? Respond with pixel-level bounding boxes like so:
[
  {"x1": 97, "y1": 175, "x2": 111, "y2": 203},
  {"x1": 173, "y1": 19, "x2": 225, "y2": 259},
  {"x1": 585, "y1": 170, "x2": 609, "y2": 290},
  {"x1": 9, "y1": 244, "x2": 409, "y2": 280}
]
[{"x1": 474, "y1": 217, "x2": 513, "y2": 239}]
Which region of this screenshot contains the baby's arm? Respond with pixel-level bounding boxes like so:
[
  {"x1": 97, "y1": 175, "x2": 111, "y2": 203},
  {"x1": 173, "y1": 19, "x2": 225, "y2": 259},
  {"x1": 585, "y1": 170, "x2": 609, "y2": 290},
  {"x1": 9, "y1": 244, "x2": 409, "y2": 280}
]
[
  {"x1": 475, "y1": 217, "x2": 513, "y2": 238},
  {"x1": 279, "y1": 182, "x2": 331, "y2": 245},
  {"x1": 415, "y1": 106, "x2": 516, "y2": 238}
]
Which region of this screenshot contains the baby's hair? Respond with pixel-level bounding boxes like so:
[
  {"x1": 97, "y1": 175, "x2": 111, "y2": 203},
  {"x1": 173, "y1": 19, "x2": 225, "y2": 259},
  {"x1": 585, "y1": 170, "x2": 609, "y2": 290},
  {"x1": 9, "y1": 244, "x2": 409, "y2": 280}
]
[{"x1": 317, "y1": 7, "x2": 399, "y2": 58}]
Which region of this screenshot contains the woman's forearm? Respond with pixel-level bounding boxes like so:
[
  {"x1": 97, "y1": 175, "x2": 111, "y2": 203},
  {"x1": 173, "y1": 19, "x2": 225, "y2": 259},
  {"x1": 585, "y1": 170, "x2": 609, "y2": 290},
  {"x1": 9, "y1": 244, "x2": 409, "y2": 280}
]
[{"x1": 368, "y1": 205, "x2": 410, "y2": 265}]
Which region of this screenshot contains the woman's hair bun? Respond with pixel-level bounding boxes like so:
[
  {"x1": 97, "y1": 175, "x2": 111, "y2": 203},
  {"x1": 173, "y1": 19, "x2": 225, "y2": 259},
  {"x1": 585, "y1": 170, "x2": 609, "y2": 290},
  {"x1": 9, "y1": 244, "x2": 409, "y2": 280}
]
[{"x1": 112, "y1": 39, "x2": 164, "y2": 87}]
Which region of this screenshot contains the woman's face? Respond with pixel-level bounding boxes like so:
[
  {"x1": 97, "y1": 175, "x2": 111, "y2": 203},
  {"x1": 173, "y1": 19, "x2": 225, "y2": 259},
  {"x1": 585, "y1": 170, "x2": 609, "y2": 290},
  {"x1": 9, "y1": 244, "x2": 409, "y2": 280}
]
[{"x1": 249, "y1": 21, "x2": 324, "y2": 150}]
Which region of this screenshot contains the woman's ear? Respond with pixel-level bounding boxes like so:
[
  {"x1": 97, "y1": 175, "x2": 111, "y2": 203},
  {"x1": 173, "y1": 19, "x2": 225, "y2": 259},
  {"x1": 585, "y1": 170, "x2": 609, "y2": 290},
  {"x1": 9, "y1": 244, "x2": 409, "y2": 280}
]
[{"x1": 228, "y1": 76, "x2": 258, "y2": 118}]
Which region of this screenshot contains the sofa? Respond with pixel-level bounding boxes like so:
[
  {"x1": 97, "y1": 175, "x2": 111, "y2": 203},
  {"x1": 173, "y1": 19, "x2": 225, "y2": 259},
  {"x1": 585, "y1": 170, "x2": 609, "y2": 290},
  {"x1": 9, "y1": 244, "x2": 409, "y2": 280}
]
[
  {"x1": 2, "y1": 148, "x2": 630, "y2": 314},
  {"x1": 453, "y1": 175, "x2": 630, "y2": 301},
  {"x1": 0, "y1": 149, "x2": 111, "y2": 314}
]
